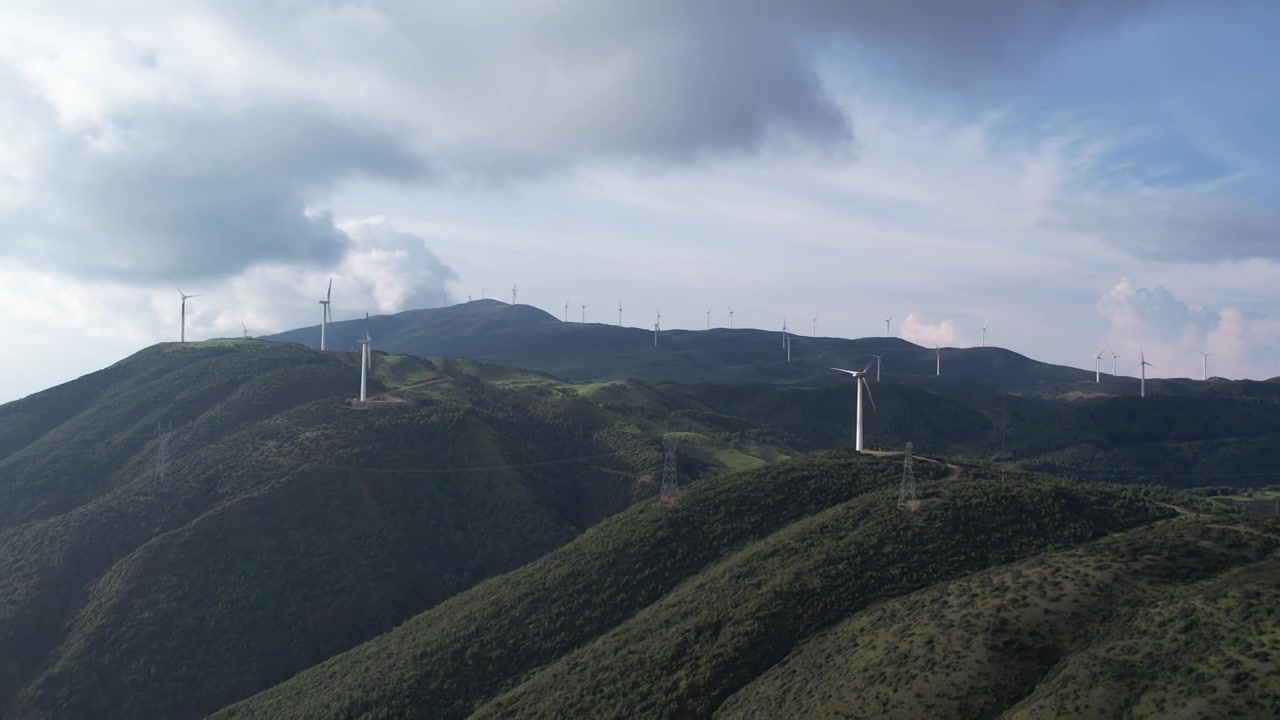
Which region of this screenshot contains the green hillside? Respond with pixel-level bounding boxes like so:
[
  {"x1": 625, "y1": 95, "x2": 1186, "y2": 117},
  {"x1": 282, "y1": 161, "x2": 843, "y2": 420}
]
[
  {"x1": 0, "y1": 342, "x2": 796, "y2": 720},
  {"x1": 215, "y1": 451, "x2": 1278, "y2": 720}
]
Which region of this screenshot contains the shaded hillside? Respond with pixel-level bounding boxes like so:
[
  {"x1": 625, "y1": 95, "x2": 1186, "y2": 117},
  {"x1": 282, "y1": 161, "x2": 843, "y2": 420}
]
[
  {"x1": 264, "y1": 299, "x2": 1099, "y2": 393},
  {"x1": 721, "y1": 515, "x2": 1280, "y2": 718},
  {"x1": 0, "y1": 341, "x2": 790, "y2": 720},
  {"x1": 214, "y1": 453, "x2": 1260, "y2": 720}
]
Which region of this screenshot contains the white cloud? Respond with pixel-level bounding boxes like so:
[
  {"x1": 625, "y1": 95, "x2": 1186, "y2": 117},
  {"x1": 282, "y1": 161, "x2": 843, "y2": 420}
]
[
  {"x1": 900, "y1": 313, "x2": 960, "y2": 347},
  {"x1": 1096, "y1": 278, "x2": 1280, "y2": 379}
]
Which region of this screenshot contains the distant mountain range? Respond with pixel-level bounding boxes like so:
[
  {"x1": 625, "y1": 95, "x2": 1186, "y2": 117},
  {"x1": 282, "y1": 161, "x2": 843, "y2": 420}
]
[{"x1": 264, "y1": 299, "x2": 1277, "y2": 400}]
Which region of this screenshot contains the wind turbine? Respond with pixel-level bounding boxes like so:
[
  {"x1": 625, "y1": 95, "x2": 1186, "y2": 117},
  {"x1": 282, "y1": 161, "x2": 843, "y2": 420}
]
[
  {"x1": 318, "y1": 278, "x2": 332, "y2": 351},
  {"x1": 242, "y1": 322, "x2": 250, "y2": 340},
  {"x1": 357, "y1": 313, "x2": 372, "y2": 402},
  {"x1": 654, "y1": 309, "x2": 661, "y2": 346},
  {"x1": 564, "y1": 300, "x2": 569, "y2": 322},
  {"x1": 885, "y1": 316, "x2": 893, "y2": 338},
  {"x1": 981, "y1": 321, "x2": 988, "y2": 348},
  {"x1": 934, "y1": 343, "x2": 942, "y2": 376},
  {"x1": 812, "y1": 312, "x2": 819, "y2": 337},
  {"x1": 1137, "y1": 347, "x2": 1157, "y2": 398},
  {"x1": 1093, "y1": 350, "x2": 1104, "y2": 383},
  {"x1": 618, "y1": 300, "x2": 623, "y2": 327},
  {"x1": 173, "y1": 283, "x2": 201, "y2": 343},
  {"x1": 832, "y1": 363, "x2": 878, "y2": 453},
  {"x1": 870, "y1": 354, "x2": 883, "y2": 382},
  {"x1": 782, "y1": 317, "x2": 791, "y2": 362},
  {"x1": 1110, "y1": 349, "x2": 1120, "y2": 376},
  {"x1": 727, "y1": 306, "x2": 734, "y2": 329},
  {"x1": 1201, "y1": 351, "x2": 1211, "y2": 381},
  {"x1": 511, "y1": 283, "x2": 517, "y2": 305},
  {"x1": 580, "y1": 302, "x2": 587, "y2": 323},
  {"x1": 706, "y1": 307, "x2": 713, "y2": 331}
]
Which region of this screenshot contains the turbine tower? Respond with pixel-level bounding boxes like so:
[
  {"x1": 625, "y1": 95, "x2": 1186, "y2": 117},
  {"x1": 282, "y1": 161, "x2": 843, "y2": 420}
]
[
  {"x1": 871, "y1": 354, "x2": 882, "y2": 382},
  {"x1": 1093, "y1": 350, "x2": 1104, "y2": 383},
  {"x1": 1111, "y1": 349, "x2": 1120, "y2": 376},
  {"x1": 618, "y1": 300, "x2": 623, "y2": 327},
  {"x1": 511, "y1": 283, "x2": 517, "y2": 305},
  {"x1": 1137, "y1": 348, "x2": 1157, "y2": 398},
  {"x1": 581, "y1": 302, "x2": 587, "y2": 323},
  {"x1": 1201, "y1": 351, "x2": 1211, "y2": 381},
  {"x1": 981, "y1": 321, "x2": 988, "y2": 348},
  {"x1": 812, "y1": 312, "x2": 819, "y2": 337},
  {"x1": 832, "y1": 363, "x2": 877, "y2": 452},
  {"x1": 654, "y1": 309, "x2": 661, "y2": 346},
  {"x1": 885, "y1": 316, "x2": 893, "y2": 337},
  {"x1": 358, "y1": 313, "x2": 372, "y2": 402},
  {"x1": 782, "y1": 318, "x2": 791, "y2": 362},
  {"x1": 934, "y1": 343, "x2": 941, "y2": 376},
  {"x1": 318, "y1": 277, "x2": 332, "y2": 351},
  {"x1": 728, "y1": 306, "x2": 734, "y2": 329},
  {"x1": 706, "y1": 307, "x2": 712, "y2": 331},
  {"x1": 173, "y1": 283, "x2": 202, "y2": 343},
  {"x1": 564, "y1": 300, "x2": 570, "y2": 322}
]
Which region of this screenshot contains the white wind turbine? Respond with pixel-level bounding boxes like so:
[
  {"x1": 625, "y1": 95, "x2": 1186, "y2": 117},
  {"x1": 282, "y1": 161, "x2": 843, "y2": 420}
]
[
  {"x1": 358, "y1": 313, "x2": 372, "y2": 402},
  {"x1": 618, "y1": 300, "x2": 623, "y2": 327},
  {"x1": 870, "y1": 354, "x2": 883, "y2": 383},
  {"x1": 242, "y1": 322, "x2": 250, "y2": 340},
  {"x1": 1093, "y1": 350, "x2": 1104, "y2": 383},
  {"x1": 654, "y1": 309, "x2": 661, "y2": 346},
  {"x1": 727, "y1": 306, "x2": 734, "y2": 329},
  {"x1": 706, "y1": 307, "x2": 713, "y2": 331},
  {"x1": 580, "y1": 302, "x2": 588, "y2": 323},
  {"x1": 511, "y1": 283, "x2": 518, "y2": 305},
  {"x1": 564, "y1": 300, "x2": 570, "y2": 322},
  {"x1": 981, "y1": 321, "x2": 988, "y2": 348},
  {"x1": 934, "y1": 343, "x2": 942, "y2": 376},
  {"x1": 318, "y1": 277, "x2": 332, "y2": 351},
  {"x1": 782, "y1": 317, "x2": 791, "y2": 362},
  {"x1": 173, "y1": 283, "x2": 202, "y2": 343},
  {"x1": 812, "y1": 312, "x2": 819, "y2": 337},
  {"x1": 885, "y1": 316, "x2": 893, "y2": 337},
  {"x1": 1137, "y1": 347, "x2": 1156, "y2": 398},
  {"x1": 1201, "y1": 351, "x2": 1211, "y2": 381},
  {"x1": 1111, "y1": 349, "x2": 1120, "y2": 376},
  {"x1": 832, "y1": 363, "x2": 878, "y2": 453}
]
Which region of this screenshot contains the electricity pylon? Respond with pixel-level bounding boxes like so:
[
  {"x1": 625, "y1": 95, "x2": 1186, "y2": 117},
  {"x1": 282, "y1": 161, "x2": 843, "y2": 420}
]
[
  {"x1": 155, "y1": 422, "x2": 172, "y2": 484},
  {"x1": 661, "y1": 436, "x2": 680, "y2": 506},
  {"x1": 898, "y1": 441, "x2": 918, "y2": 511}
]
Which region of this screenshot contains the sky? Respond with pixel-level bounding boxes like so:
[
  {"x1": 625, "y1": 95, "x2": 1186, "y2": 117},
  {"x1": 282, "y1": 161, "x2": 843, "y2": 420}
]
[{"x1": 2, "y1": 1, "x2": 1279, "y2": 401}]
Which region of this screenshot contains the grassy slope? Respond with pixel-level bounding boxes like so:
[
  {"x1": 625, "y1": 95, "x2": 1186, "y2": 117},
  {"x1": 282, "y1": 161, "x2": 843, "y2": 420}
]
[
  {"x1": 719, "y1": 514, "x2": 1280, "y2": 718},
  {"x1": 215, "y1": 455, "x2": 1182, "y2": 720},
  {"x1": 2, "y1": 343, "x2": 793, "y2": 720}
]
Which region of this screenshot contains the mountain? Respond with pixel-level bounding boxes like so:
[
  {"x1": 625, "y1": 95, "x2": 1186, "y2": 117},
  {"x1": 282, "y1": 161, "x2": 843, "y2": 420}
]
[
  {"x1": 264, "y1": 299, "x2": 1102, "y2": 394},
  {"x1": 216, "y1": 451, "x2": 1280, "y2": 719},
  {"x1": 1, "y1": 340, "x2": 802, "y2": 719}
]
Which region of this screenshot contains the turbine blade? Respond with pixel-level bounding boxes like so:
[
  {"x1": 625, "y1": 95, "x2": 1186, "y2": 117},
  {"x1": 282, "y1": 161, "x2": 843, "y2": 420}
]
[
  {"x1": 862, "y1": 360, "x2": 874, "y2": 374},
  {"x1": 830, "y1": 367, "x2": 858, "y2": 375},
  {"x1": 862, "y1": 378, "x2": 878, "y2": 413}
]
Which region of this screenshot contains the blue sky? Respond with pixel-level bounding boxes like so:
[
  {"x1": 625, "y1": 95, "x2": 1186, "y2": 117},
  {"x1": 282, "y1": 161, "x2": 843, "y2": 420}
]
[{"x1": 0, "y1": 1, "x2": 1278, "y2": 401}]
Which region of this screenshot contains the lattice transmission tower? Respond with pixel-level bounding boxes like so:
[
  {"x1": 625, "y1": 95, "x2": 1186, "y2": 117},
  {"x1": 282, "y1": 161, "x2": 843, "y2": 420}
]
[
  {"x1": 155, "y1": 422, "x2": 173, "y2": 484},
  {"x1": 661, "y1": 435, "x2": 681, "y2": 506},
  {"x1": 898, "y1": 441, "x2": 919, "y2": 511}
]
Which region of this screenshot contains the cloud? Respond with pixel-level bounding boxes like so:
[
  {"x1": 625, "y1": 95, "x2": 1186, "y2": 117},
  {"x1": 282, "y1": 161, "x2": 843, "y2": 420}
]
[
  {"x1": 1053, "y1": 189, "x2": 1280, "y2": 263},
  {"x1": 900, "y1": 312, "x2": 959, "y2": 346},
  {"x1": 0, "y1": 0, "x2": 1210, "y2": 288},
  {"x1": 1096, "y1": 278, "x2": 1280, "y2": 378}
]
